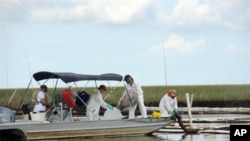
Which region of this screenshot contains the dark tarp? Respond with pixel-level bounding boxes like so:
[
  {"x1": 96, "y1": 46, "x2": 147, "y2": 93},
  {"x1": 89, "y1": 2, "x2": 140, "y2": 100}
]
[{"x1": 33, "y1": 71, "x2": 123, "y2": 83}]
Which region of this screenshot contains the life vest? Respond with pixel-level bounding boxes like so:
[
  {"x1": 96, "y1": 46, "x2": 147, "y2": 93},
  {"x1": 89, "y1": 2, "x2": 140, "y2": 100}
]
[{"x1": 62, "y1": 87, "x2": 77, "y2": 108}]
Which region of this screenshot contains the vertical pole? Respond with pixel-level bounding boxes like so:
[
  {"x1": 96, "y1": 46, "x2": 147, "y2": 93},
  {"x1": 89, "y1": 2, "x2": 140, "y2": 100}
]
[
  {"x1": 5, "y1": 55, "x2": 8, "y2": 88},
  {"x1": 60, "y1": 102, "x2": 63, "y2": 121},
  {"x1": 190, "y1": 94, "x2": 194, "y2": 107},
  {"x1": 8, "y1": 88, "x2": 17, "y2": 107},
  {"x1": 162, "y1": 34, "x2": 167, "y2": 87},
  {"x1": 186, "y1": 93, "x2": 193, "y2": 128}
]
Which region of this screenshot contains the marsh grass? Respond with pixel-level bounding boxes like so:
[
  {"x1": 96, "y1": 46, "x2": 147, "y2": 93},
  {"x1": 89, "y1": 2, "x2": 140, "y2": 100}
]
[{"x1": 1, "y1": 84, "x2": 250, "y2": 109}]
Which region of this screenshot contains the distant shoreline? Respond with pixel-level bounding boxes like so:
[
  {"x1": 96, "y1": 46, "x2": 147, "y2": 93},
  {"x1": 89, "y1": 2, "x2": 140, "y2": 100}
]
[{"x1": 1, "y1": 84, "x2": 250, "y2": 110}]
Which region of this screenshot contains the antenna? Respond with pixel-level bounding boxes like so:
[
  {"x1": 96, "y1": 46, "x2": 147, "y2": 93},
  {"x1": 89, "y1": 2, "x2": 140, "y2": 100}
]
[
  {"x1": 141, "y1": 62, "x2": 143, "y2": 85},
  {"x1": 5, "y1": 55, "x2": 8, "y2": 88},
  {"x1": 162, "y1": 33, "x2": 167, "y2": 87},
  {"x1": 26, "y1": 51, "x2": 32, "y2": 79},
  {"x1": 26, "y1": 50, "x2": 33, "y2": 88}
]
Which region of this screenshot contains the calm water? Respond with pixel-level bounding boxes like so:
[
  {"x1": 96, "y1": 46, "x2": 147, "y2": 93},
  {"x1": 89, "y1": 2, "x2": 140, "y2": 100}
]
[
  {"x1": 43, "y1": 133, "x2": 229, "y2": 141},
  {"x1": 154, "y1": 133, "x2": 229, "y2": 141}
]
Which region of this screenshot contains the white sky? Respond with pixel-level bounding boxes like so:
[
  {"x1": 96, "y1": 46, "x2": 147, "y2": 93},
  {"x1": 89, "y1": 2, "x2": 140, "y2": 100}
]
[{"x1": 0, "y1": 0, "x2": 250, "y2": 88}]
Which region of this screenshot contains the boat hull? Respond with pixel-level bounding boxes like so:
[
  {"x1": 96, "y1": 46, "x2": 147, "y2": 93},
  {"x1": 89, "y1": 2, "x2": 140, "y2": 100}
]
[{"x1": 0, "y1": 118, "x2": 171, "y2": 140}]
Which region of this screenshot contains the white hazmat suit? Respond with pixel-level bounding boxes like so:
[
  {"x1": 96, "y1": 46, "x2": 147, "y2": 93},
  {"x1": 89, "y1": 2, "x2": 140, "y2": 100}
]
[
  {"x1": 118, "y1": 80, "x2": 147, "y2": 119},
  {"x1": 86, "y1": 89, "x2": 108, "y2": 120},
  {"x1": 159, "y1": 93, "x2": 178, "y2": 117}
]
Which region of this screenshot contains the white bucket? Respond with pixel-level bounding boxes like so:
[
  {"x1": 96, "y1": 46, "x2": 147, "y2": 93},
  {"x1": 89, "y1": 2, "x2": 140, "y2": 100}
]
[{"x1": 30, "y1": 112, "x2": 46, "y2": 122}]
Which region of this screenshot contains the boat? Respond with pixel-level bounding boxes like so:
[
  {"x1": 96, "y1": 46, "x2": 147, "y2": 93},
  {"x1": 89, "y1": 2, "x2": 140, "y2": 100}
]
[{"x1": 0, "y1": 71, "x2": 173, "y2": 140}]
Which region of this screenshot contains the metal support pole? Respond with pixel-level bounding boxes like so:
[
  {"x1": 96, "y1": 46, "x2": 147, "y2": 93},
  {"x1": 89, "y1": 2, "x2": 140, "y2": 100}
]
[{"x1": 186, "y1": 93, "x2": 193, "y2": 128}]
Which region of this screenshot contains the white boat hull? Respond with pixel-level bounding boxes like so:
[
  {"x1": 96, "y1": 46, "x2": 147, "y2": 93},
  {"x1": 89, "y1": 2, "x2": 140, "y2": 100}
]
[{"x1": 0, "y1": 117, "x2": 172, "y2": 140}]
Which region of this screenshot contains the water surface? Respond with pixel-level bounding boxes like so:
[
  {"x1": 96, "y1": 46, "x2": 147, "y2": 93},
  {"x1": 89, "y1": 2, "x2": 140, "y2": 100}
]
[{"x1": 44, "y1": 133, "x2": 229, "y2": 141}]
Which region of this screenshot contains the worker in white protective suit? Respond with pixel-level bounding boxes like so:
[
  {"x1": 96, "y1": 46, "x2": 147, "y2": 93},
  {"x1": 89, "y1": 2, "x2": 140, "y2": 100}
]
[
  {"x1": 86, "y1": 85, "x2": 113, "y2": 120},
  {"x1": 117, "y1": 75, "x2": 147, "y2": 119},
  {"x1": 159, "y1": 89, "x2": 178, "y2": 118}
]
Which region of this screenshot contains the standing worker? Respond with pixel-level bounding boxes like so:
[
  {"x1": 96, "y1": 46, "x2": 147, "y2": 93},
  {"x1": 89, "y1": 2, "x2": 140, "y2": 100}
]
[
  {"x1": 159, "y1": 89, "x2": 178, "y2": 118},
  {"x1": 86, "y1": 85, "x2": 113, "y2": 120},
  {"x1": 117, "y1": 75, "x2": 147, "y2": 119}
]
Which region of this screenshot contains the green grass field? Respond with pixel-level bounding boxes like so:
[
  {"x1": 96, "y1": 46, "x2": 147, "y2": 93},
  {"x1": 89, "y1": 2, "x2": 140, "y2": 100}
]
[{"x1": 1, "y1": 84, "x2": 250, "y2": 109}]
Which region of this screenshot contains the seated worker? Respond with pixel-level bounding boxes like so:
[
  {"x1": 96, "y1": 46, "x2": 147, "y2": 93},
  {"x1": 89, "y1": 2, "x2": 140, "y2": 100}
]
[
  {"x1": 159, "y1": 89, "x2": 178, "y2": 118},
  {"x1": 32, "y1": 85, "x2": 50, "y2": 121},
  {"x1": 86, "y1": 85, "x2": 113, "y2": 120}
]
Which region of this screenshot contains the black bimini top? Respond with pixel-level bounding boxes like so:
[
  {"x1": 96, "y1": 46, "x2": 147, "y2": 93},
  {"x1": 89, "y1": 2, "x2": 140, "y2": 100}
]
[{"x1": 33, "y1": 71, "x2": 123, "y2": 83}]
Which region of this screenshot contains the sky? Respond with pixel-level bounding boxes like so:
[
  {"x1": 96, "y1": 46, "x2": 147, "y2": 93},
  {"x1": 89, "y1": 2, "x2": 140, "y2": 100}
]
[{"x1": 0, "y1": 0, "x2": 250, "y2": 89}]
